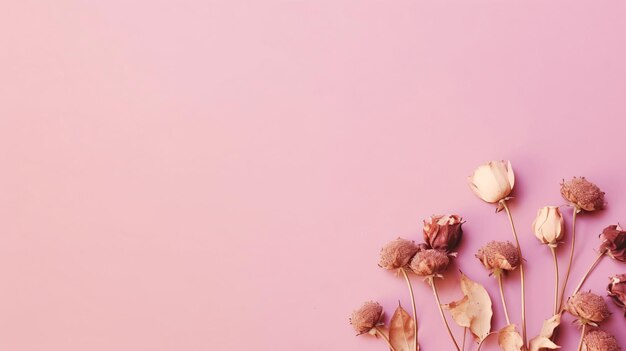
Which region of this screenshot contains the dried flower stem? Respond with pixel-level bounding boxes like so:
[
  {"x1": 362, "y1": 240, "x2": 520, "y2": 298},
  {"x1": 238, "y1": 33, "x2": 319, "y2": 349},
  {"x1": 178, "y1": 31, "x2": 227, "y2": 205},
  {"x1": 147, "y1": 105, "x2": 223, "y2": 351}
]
[
  {"x1": 500, "y1": 200, "x2": 527, "y2": 345},
  {"x1": 399, "y1": 267, "x2": 419, "y2": 350},
  {"x1": 559, "y1": 208, "x2": 578, "y2": 310},
  {"x1": 576, "y1": 324, "x2": 587, "y2": 351},
  {"x1": 374, "y1": 327, "x2": 397, "y2": 351},
  {"x1": 430, "y1": 277, "x2": 461, "y2": 351},
  {"x1": 476, "y1": 332, "x2": 497, "y2": 351},
  {"x1": 461, "y1": 327, "x2": 466, "y2": 351},
  {"x1": 550, "y1": 246, "x2": 559, "y2": 315},
  {"x1": 571, "y1": 251, "x2": 605, "y2": 297},
  {"x1": 496, "y1": 272, "x2": 511, "y2": 325}
]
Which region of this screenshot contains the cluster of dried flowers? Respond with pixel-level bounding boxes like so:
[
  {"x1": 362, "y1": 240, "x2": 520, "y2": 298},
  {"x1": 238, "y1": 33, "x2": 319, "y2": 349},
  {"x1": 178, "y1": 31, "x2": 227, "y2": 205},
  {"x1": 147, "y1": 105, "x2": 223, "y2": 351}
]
[{"x1": 349, "y1": 160, "x2": 626, "y2": 351}]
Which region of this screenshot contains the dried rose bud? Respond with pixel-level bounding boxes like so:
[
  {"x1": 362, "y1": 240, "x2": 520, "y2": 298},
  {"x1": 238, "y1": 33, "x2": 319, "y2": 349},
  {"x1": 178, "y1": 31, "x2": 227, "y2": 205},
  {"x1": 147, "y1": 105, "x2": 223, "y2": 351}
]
[
  {"x1": 468, "y1": 160, "x2": 515, "y2": 204},
  {"x1": 583, "y1": 329, "x2": 621, "y2": 351},
  {"x1": 476, "y1": 241, "x2": 520, "y2": 272},
  {"x1": 532, "y1": 206, "x2": 564, "y2": 247},
  {"x1": 423, "y1": 214, "x2": 464, "y2": 252},
  {"x1": 599, "y1": 225, "x2": 626, "y2": 262},
  {"x1": 560, "y1": 177, "x2": 606, "y2": 212},
  {"x1": 565, "y1": 291, "x2": 611, "y2": 325},
  {"x1": 409, "y1": 249, "x2": 450, "y2": 277},
  {"x1": 607, "y1": 274, "x2": 626, "y2": 316},
  {"x1": 349, "y1": 301, "x2": 384, "y2": 335},
  {"x1": 378, "y1": 238, "x2": 420, "y2": 270}
]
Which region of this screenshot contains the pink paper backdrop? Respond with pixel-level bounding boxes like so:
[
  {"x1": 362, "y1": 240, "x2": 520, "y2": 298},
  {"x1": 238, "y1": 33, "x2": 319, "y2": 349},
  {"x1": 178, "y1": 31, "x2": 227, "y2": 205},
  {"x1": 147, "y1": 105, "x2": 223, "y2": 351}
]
[{"x1": 2, "y1": 1, "x2": 626, "y2": 350}]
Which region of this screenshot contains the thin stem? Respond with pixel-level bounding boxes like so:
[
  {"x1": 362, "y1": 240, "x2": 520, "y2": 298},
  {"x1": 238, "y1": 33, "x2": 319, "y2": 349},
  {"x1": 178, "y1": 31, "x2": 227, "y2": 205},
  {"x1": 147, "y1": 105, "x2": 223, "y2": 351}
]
[
  {"x1": 461, "y1": 327, "x2": 466, "y2": 351},
  {"x1": 476, "y1": 332, "x2": 497, "y2": 351},
  {"x1": 497, "y1": 273, "x2": 511, "y2": 325},
  {"x1": 399, "y1": 267, "x2": 419, "y2": 351},
  {"x1": 559, "y1": 208, "x2": 578, "y2": 310},
  {"x1": 430, "y1": 277, "x2": 461, "y2": 351},
  {"x1": 550, "y1": 246, "x2": 559, "y2": 315},
  {"x1": 571, "y1": 252, "x2": 605, "y2": 297},
  {"x1": 375, "y1": 327, "x2": 396, "y2": 351},
  {"x1": 576, "y1": 324, "x2": 587, "y2": 351},
  {"x1": 500, "y1": 200, "x2": 527, "y2": 346}
]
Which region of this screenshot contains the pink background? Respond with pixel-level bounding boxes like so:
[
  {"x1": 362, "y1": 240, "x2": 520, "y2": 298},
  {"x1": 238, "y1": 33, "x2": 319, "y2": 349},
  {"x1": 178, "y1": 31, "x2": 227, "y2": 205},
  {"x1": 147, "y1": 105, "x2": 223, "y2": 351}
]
[{"x1": 2, "y1": 1, "x2": 626, "y2": 350}]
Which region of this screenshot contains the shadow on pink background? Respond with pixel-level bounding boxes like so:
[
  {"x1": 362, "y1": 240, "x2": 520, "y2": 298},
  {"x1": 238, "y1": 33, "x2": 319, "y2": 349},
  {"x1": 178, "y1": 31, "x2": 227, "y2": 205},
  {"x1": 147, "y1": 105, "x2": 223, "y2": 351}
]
[{"x1": 2, "y1": 1, "x2": 626, "y2": 350}]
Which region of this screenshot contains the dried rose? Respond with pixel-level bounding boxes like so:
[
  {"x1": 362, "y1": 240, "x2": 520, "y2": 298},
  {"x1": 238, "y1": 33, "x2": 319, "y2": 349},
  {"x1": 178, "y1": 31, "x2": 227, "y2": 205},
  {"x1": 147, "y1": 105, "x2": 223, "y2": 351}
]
[
  {"x1": 409, "y1": 249, "x2": 450, "y2": 277},
  {"x1": 379, "y1": 238, "x2": 420, "y2": 270},
  {"x1": 607, "y1": 274, "x2": 626, "y2": 316},
  {"x1": 560, "y1": 177, "x2": 606, "y2": 212},
  {"x1": 565, "y1": 291, "x2": 611, "y2": 325},
  {"x1": 349, "y1": 301, "x2": 384, "y2": 335},
  {"x1": 423, "y1": 214, "x2": 464, "y2": 252},
  {"x1": 532, "y1": 206, "x2": 564, "y2": 247},
  {"x1": 476, "y1": 241, "x2": 520, "y2": 272},
  {"x1": 468, "y1": 160, "x2": 515, "y2": 204},
  {"x1": 599, "y1": 225, "x2": 626, "y2": 262},
  {"x1": 583, "y1": 329, "x2": 621, "y2": 351}
]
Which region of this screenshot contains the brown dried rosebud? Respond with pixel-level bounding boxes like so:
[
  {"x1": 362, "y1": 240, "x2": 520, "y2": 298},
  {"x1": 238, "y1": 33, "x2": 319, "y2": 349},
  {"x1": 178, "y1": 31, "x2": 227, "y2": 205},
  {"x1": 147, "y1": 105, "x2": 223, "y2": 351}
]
[
  {"x1": 599, "y1": 225, "x2": 626, "y2": 262},
  {"x1": 423, "y1": 214, "x2": 464, "y2": 252},
  {"x1": 607, "y1": 274, "x2": 626, "y2": 316},
  {"x1": 409, "y1": 249, "x2": 450, "y2": 277},
  {"x1": 379, "y1": 238, "x2": 420, "y2": 270},
  {"x1": 476, "y1": 241, "x2": 520, "y2": 272},
  {"x1": 349, "y1": 301, "x2": 383, "y2": 335},
  {"x1": 565, "y1": 291, "x2": 611, "y2": 325},
  {"x1": 583, "y1": 329, "x2": 621, "y2": 351},
  {"x1": 560, "y1": 177, "x2": 606, "y2": 212}
]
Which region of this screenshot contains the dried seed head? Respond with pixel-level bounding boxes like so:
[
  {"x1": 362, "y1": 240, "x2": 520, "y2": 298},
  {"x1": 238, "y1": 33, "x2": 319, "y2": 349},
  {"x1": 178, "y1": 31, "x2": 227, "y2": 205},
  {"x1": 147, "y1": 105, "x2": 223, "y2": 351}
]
[
  {"x1": 409, "y1": 249, "x2": 450, "y2": 277},
  {"x1": 349, "y1": 301, "x2": 383, "y2": 335},
  {"x1": 476, "y1": 241, "x2": 520, "y2": 272},
  {"x1": 583, "y1": 329, "x2": 621, "y2": 351},
  {"x1": 599, "y1": 225, "x2": 626, "y2": 262},
  {"x1": 607, "y1": 274, "x2": 626, "y2": 316},
  {"x1": 423, "y1": 214, "x2": 464, "y2": 252},
  {"x1": 560, "y1": 177, "x2": 606, "y2": 212},
  {"x1": 379, "y1": 238, "x2": 420, "y2": 270},
  {"x1": 565, "y1": 291, "x2": 611, "y2": 325}
]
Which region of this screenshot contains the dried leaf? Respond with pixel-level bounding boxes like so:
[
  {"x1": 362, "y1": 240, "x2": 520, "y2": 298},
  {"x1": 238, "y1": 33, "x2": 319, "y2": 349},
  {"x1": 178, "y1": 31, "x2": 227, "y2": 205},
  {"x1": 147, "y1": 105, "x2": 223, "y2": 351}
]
[
  {"x1": 529, "y1": 314, "x2": 561, "y2": 351},
  {"x1": 444, "y1": 273, "x2": 493, "y2": 341},
  {"x1": 498, "y1": 324, "x2": 523, "y2": 351},
  {"x1": 389, "y1": 303, "x2": 416, "y2": 351}
]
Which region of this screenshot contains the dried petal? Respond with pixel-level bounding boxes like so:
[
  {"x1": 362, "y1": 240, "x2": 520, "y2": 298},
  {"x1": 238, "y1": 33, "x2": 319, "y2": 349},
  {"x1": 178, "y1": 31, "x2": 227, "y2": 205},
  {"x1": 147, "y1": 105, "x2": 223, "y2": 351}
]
[
  {"x1": 565, "y1": 291, "x2": 611, "y2": 325},
  {"x1": 350, "y1": 301, "x2": 383, "y2": 335},
  {"x1": 498, "y1": 324, "x2": 523, "y2": 351},
  {"x1": 532, "y1": 206, "x2": 564, "y2": 247},
  {"x1": 444, "y1": 273, "x2": 493, "y2": 341},
  {"x1": 560, "y1": 177, "x2": 606, "y2": 212},
  {"x1": 607, "y1": 274, "x2": 626, "y2": 316},
  {"x1": 389, "y1": 304, "x2": 416, "y2": 351},
  {"x1": 476, "y1": 241, "x2": 520, "y2": 272},
  {"x1": 423, "y1": 214, "x2": 464, "y2": 252},
  {"x1": 409, "y1": 249, "x2": 450, "y2": 277},
  {"x1": 379, "y1": 238, "x2": 420, "y2": 270},
  {"x1": 583, "y1": 329, "x2": 620, "y2": 351},
  {"x1": 469, "y1": 160, "x2": 515, "y2": 203},
  {"x1": 529, "y1": 314, "x2": 561, "y2": 351},
  {"x1": 599, "y1": 225, "x2": 626, "y2": 262}
]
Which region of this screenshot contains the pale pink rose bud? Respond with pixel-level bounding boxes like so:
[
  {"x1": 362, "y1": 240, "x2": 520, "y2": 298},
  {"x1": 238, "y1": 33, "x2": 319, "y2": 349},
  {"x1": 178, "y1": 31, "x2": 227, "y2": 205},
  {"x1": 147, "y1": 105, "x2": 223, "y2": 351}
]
[
  {"x1": 349, "y1": 301, "x2": 384, "y2": 335},
  {"x1": 532, "y1": 206, "x2": 565, "y2": 247},
  {"x1": 379, "y1": 238, "x2": 420, "y2": 270},
  {"x1": 607, "y1": 274, "x2": 626, "y2": 316},
  {"x1": 423, "y1": 214, "x2": 464, "y2": 252},
  {"x1": 599, "y1": 225, "x2": 626, "y2": 262},
  {"x1": 565, "y1": 291, "x2": 611, "y2": 325},
  {"x1": 468, "y1": 160, "x2": 515, "y2": 204},
  {"x1": 476, "y1": 241, "x2": 520, "y2": 272},
  {"x1": 583, "y1": 329, "x2": 621, "y2": 351},
  {"x1": 409, "y1": 249, "x2": 450, "y2": 277},
  {"x1": 560, "y1": 177, "x2": 606, "y2": 212}
]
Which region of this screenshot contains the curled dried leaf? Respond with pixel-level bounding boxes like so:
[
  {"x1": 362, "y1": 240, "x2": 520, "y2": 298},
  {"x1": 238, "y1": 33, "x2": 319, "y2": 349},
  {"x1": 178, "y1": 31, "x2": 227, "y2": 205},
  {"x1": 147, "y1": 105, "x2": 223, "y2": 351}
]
[
  {"x1": 529, "y1": 313, "x2": 561, "y2": 351},
  {"x1": 444, "y1": 273, "x2": 493, "y2": 341},
  {"x1": 389, "y1": 303, "x2": 416, "y2": 351},
  {"x1": 498, "y1": 324, "x2": 523, "y2": 351}
]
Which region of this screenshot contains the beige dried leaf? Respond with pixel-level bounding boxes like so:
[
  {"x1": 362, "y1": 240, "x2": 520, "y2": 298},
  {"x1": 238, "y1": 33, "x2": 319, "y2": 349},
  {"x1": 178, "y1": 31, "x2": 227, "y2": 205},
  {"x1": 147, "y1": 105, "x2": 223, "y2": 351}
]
[
  {"x1": 498, "y1": 324, "x2": 523, "y2": 351},
  {"x1": 444, "y1": 273, "x2": 493, "y2": 341},
  {"x1": 389, "y1": 303, "x2": 416, "y2": 351},
  {"x1": 529, "y1": 314, "x2": 561, "y2": 351}
]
